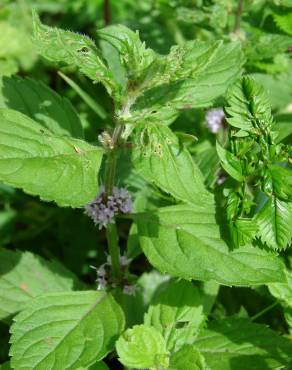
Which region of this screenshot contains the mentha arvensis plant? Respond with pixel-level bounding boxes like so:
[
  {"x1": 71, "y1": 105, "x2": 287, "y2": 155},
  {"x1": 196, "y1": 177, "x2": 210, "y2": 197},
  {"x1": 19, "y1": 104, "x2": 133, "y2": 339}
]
[{"x1": 0, "y1": 4, "x2": 291, "y2": 370}]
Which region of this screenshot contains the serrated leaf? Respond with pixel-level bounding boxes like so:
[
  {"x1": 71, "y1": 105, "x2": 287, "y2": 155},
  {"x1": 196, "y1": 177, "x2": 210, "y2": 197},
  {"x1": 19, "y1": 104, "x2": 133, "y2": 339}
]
[
  {"x1": 216, "y1": 142, "x2": 243, "y2": 182},
  {"x1": 10, "y1": 291, "x2": 125, "y2": 370},
  {"x1": 193, "y1": 318, "x2": 292, "y2": 370},
  {"x1": 256, "y1": 197, "x2": 292, "y2": 250},
  {"x1": 273, "y1": 12, "x2": 292, "y2": 36},
  {"x1": 136, "y1": 203, "x2": 286, "y2": 286},
  {"x1": 32, "y1": 11, "x2": 118, "y2": 97},
  {"x1": 0, "y1": 248, "x2": 81, "y2": 321},
  {"x1": 230, "y1": 218, "x2": 258, "y2": 248},
  {"x1": 0, "y1": 109, "x2": 103, "y2": 207},
  {"x1": 169, "y1": 345, "x2": 206, "y2": 370},
  {"x1": 116, "y1": 324, "x2": 169, "y2": 369},
  {"x1": 225, "y1": 76, "x2": 272, "y2": 132},
  {"x1": 132, "y1": 124, "x2": 213, "y2": 207},
  {"x1": 130, "y1": 41, "x2": 243, "y2": 125},
  {"x1": 0, "y1": 76, "x2": 83, "y2": 138},
  {"x1": 269, "y1": 165, "x2": 292, "y2": 201},
  {"x1": 97, "y1": 25, "x2": 156, "y2": 84},
  {"x1": 98, "y1": 25, "x2": 242, "y2": 125},
  {"x1": 269, "y1": 269, "x2": 292, "y2": 307},
  {"x1": 144, "y1": 280, "x2": 205, "y2": 351}
]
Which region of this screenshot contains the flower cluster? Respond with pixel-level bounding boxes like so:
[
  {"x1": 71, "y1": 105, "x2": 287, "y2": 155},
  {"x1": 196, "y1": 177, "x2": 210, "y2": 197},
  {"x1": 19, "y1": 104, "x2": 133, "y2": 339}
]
[
  {"x1": 90, "y1": 254, "x2": 136, "y2": 295},
  {"x1": 85, "y1": 186, "x2": 133, "y2": 229},
  {"x1": 205, "y1": 108, "x2": 225, "y2": 133}
]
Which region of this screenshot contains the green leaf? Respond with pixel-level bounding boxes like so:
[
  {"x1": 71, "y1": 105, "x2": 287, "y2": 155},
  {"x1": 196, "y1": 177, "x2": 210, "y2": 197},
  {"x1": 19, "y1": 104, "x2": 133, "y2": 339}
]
[
  {"x1": 132, "y1": 124, "x2": 213, "y2": 207},
  {"x1": 225, "y1": 76, "x2": 272, "y2": 132},
  {"x1": 269, "y1": 165, "x2": 292, "y2": 201},
  {"x1": 130, "y1": 41, "x2": 243, "y2": 125},
  {"x1": 136, "y1": 203, "x2": 286, "y2": 285},
  {"x1": 116, "y1": 324, "x2": 169, "y2": 369},
  {"x1": 10, "y1": 291, "x2": 125, "y2": 370},
  {"x1": 77, "y1": 361, "x2": 109, "y2": 370},
  {"x1": 32, "y1": 11, "x2": 118, "y2": 97},
  {"x1": 230, "y1": 218, "x2": 258, "y2": 248},
  {"x1": 256, "y1": 197, "x2": 292, "y2": 250},
  {"x1": 98, "y1": 25, "x2": 242, "y2": 124},
  {"x1": 193, "y1": 318, "x2": 292, "y2": 370},
  {"x1": 0, "y1": 362, "x2": 11, "y2": 370},
  {"x1": 0, "y1": 248, "x2": 81, "y2": 321},
  {"x1": 169, "y1": 345, "x2": 206, "y2": 370},
  {"x1": 216, "y1": 142, "x2": 243, "y2": 182},
  {"x1": 0, "y1": 109, "x2": 103, "y2": 207},
  {"x1": 273, "y1": 12, "x2": 292, "y2": 35},
  {"x1": 97, "y1": 25, "x2": 156, "y2": 84},
  {"x1": 269, "y1": 269, "x2": 292, "y2": 307},
  {"x1": 144, "y1": 279, "x2": 205, "y2": 351},
  {"x1": 0, "y1": 76, "x2": 83, "y2": 138}
]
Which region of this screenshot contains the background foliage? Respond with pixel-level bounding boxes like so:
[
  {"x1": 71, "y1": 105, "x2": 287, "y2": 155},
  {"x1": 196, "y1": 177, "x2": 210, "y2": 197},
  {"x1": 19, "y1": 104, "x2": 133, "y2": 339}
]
[{"x1": 0, "y1": 0, "x2": 292, "y2": 369}]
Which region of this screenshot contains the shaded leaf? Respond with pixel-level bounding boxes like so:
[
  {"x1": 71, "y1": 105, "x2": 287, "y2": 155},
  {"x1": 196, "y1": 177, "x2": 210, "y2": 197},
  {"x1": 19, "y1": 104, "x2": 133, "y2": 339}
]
[
  {"x1": 0, "y1": 76, "x2": 83, "y2": 138},
  {"x1": 0, "y1": 248, "x2": 81, "y2": 321},
  {"x1": 193, "y1": 318, "x2": 292, "y2": 370}
]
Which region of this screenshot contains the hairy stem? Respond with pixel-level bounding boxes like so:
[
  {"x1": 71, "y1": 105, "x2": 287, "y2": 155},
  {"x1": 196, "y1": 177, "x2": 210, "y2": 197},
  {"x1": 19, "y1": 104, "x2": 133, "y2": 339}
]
[{"x1": 234, "y1": 0, "x2": 244, "y2": 33}]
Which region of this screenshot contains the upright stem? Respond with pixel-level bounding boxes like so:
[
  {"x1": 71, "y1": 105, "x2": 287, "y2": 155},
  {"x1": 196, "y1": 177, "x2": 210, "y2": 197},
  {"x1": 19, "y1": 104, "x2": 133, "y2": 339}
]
[
  {"x1": 106, "y1": 223, "x2": 121, "y2": 279},
  {"x1": 103, "y1": 0, "x2": 111, "y2": 25},
  {"x1": 104, "y1": 123, "x2": 124, "y2": 280},
  {"x1": 234, "y1": 0, "x2": 244, "y2": 33}
]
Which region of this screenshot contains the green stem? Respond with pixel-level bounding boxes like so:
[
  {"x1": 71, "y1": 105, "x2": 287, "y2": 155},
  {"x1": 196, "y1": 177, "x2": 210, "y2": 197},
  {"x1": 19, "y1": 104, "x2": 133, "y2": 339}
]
[
  {"x1": 251, "y1": 301, "x2": 279, "y2": 321},
  {"x1": 106, "y1": 223, "x2": 121, "y2": 279},
  {"x1": 234, "y1": 0, "x2": 244, "y2": 33},
  {"x1": 104, "y1": 123, "x2": 124, "y2": 279}
]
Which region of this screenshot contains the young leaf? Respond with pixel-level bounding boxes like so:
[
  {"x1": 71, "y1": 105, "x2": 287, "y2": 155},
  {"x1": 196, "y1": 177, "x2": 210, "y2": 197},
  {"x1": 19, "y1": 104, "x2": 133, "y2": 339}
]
[
  {"x1": 10, "y1": 291, "x2": 125, "y2": 370},
  {"x1": 0, "y1": 248, "x2": 81, "y2": 321},
  {"x1": 216, "y1": 142, "x2": 243, "y2": 182},
  {"x1": 116, "y1": 325, "x2": 169, "y2": 369},
  {"x1": 136, "y1": 203, "x2": 286, "y2": 285},
  {"x1": 32, "y1": 11, "x2": 118, "y2": 98},
  {"x1": 169, "y1": 345, "x2": 206, "y2": 370},
  {"x1": 130, "y1": 40, "x2": 243, "y2": 125},
  {"x1": 132, "y1": 124, "x2": 213, "y2": 207},
  {"x1": 225, "y1": 76, "x2": 273, "y2": 132},
  {"x1": 256, "y1": 197, "x2": 292, "y2": 250},
  {"x1": 97, "y1": 25, "x2": 156, "y2": 83},
  {"x1": 0, "y1": 109, "x2": 103, "y2": 207},
  {"x1": 0, "y1": 76, "x2": 84, "y2": 138},
  {"x1": 144, "y1": 279, "x2": 205, "y2": 351},
  {"x1": 193, "y1": 318, "x2": 292, "y2": 370}
]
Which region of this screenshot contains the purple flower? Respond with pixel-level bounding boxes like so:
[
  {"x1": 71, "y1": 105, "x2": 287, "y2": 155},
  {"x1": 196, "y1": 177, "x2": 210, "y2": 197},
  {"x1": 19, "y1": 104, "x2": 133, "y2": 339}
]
[
  {"x1": 205, "y1": 108, "x2": 225, "y2": 133},
  {"x1": 85, "y1": 186, "x2": 133, "y2": 229}
]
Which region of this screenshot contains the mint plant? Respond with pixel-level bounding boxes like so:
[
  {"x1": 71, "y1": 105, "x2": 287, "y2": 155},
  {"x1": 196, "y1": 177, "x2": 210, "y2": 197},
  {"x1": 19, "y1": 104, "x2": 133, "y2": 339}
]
[{"x1": 0, "y1": 2, "x2": 292, "y2": 369}]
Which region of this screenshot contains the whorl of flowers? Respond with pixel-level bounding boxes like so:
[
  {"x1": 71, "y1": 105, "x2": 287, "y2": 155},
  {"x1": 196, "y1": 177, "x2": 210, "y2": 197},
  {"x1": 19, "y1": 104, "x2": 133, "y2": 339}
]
[
  {"x1": 90, "y1": 255, "x2": 136, "y2": 295},
  {"x1": 205, "y1": 108, "x2": 225, "y2": 133},
  {"x1": 85, "y1": 186, "x2": 133, "y2": 229}
]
